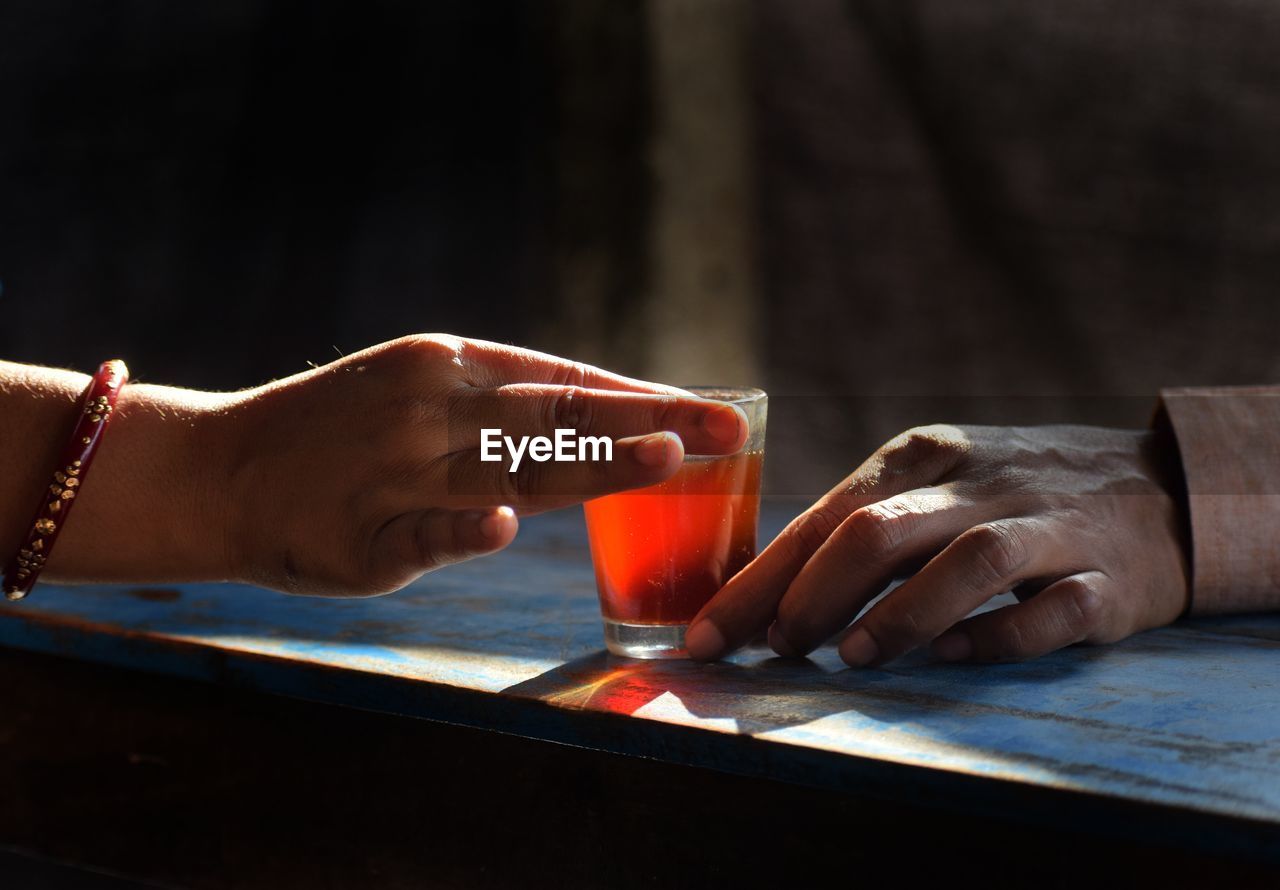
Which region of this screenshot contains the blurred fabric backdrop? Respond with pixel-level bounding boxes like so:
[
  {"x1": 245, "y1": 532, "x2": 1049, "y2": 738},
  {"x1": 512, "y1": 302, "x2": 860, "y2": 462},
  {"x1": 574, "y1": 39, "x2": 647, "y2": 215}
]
[{"x1": 4, "y1": 0, "x2": 1280, "y2": 495}]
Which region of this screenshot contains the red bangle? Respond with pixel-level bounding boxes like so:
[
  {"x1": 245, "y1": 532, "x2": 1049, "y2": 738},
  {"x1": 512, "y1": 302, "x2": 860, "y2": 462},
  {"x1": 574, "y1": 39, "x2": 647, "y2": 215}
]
[{"x1": 3, "y1": 360, "x2": 129, "y2": 602}]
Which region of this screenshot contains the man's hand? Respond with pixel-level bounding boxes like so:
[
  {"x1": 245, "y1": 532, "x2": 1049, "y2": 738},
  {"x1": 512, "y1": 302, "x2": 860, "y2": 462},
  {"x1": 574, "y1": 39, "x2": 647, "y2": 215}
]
[
  {"x1": 220, "y1": 335, "x2": 747, "y2": 596},
  {"x1": 685, "y1": 424, "x2": 1190, "y2": 666}
]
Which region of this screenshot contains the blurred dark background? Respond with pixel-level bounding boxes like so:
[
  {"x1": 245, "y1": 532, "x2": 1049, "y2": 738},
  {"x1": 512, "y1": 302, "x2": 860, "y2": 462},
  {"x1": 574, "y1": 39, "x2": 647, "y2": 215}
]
[{"x1": 4, "y1": 0, "x2": 1280, "y2": 494}]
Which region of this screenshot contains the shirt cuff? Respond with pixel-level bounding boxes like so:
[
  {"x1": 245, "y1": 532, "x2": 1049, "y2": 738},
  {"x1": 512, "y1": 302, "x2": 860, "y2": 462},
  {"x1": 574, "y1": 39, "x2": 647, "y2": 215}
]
[{"x1": 1158, "y1": 385, "x2": 1280, "y2": 614}]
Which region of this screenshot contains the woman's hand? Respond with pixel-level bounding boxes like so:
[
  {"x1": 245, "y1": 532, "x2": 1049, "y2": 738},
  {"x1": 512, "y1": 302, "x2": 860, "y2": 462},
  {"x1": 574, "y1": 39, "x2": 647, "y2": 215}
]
[
  {"x1": 685, "y1": 424, "x2": 1190, "y2": 666},
  {"x1": 219, "y1": 335, "x2": 746, "y2": 596},
  {"x1": 5, "y1": 336, "x2": 745, "y2": 597}
]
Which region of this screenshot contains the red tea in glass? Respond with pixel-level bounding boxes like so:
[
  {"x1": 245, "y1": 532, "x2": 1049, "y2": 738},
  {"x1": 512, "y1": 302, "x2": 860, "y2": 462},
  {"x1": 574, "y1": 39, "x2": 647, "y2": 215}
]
[{"x1": 584, "y1": 387, "x2": 767, "y2": 658}]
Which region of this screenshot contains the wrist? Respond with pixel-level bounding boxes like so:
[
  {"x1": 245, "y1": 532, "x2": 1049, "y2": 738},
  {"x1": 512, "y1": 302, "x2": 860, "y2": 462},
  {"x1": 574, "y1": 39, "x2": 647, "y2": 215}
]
[
  {"x1": 209, "y1": 386, "x2": 268, "y2": 586},
  {"x1": 158, "y1": 385, "x2": 249, "y2": 583},
  {"x1": 44, "y1": 383, "x2": 247, "y2": 584},
  {"x1": 215, "y1": 378, "x2": 325, "y2": 591}
]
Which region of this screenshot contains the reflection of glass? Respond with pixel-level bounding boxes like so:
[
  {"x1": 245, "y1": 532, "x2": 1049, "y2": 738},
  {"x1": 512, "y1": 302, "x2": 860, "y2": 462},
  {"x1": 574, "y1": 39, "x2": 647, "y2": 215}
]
[{"x1": 584, "y1": 387, "x2": 768, "y2": 659}]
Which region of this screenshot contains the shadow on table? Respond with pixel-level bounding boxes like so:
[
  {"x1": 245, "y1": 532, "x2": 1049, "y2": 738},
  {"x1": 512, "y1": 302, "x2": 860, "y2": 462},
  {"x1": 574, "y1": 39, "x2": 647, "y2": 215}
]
[
  {"x1": 498, "y1": 643, "x2": 1105, "y2": 738},
  {"x1": 501, "y1": 649, "x2": 854, "y2": 735}
]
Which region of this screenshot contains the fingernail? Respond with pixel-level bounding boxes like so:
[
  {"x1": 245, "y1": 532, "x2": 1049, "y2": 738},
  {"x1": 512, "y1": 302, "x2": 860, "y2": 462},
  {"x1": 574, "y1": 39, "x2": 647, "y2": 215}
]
[
  {"x1": 685, "y1": 620, "x2": 725, "y2": 661},
  {"x1": 767, "y1": 622, "x2": 801, "y2": 658},
  {"x1": 479, "y1": 506, "x2": 514, "y2": 541},
  {"x1": 633, "y1": 432, "x2": 676, "y2": 468},
  {"x1": 703, "y1": 404, "x2": 746, "y2": 446},
  {"x1": 931, "y1": 632, "x2": 971, "y2": 662},
  {"x1": 840, "y1": 626, "x2": 880, "y2": 668}
]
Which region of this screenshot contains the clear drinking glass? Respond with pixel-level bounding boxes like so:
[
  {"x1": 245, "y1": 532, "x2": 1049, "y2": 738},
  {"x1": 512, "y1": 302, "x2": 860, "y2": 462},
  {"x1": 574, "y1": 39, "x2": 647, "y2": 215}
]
[{"x1": 583, "y1": 387, "x2": 767, "y2": 658}]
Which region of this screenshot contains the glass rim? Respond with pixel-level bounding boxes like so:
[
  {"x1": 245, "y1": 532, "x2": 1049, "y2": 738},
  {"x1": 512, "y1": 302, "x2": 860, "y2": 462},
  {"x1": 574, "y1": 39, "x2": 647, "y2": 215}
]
[{"x1": 680, "y1": 385, "x2": 767, "y2": 405}]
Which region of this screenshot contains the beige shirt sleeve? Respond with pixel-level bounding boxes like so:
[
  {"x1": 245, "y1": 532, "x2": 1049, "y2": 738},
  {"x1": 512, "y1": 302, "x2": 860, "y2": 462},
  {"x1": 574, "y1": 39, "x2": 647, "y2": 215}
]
[{"x1": 1159, "y1": 385, "x2": 1280, "y2": 614}]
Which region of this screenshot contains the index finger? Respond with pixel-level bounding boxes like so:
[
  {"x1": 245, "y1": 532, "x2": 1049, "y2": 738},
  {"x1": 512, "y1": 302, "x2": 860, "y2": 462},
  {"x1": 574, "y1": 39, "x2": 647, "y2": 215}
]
[
  {"x1": 453, "y1": 384, "x2": 748, "y2": 456},
  {"x1": 685, "y1": 426, "x2": 971, "y2": 660},
  {"x1": 452, "y1": 337, "x2": 694, "y2": 396}
]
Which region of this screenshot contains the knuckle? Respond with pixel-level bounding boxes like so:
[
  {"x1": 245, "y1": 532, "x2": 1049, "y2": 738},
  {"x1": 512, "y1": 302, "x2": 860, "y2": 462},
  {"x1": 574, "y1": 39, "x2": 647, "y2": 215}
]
[
  {"x1": 841, "y1": 503, "x2": 910, "y2": 562},
  {"x1": 477, "y1": 451, "x2": 524, "y2": 503},
  {"x1": 774, "y1": 585, "x2": 831, "y2": 643},
  {"x1": 652, "y1": 396, "x2": 681, "y2": 433},
  {"x1": 496, "y1": 468, "x2": 521, "y2": 502},
  {"x1": 511, "y1": 452, "x2": 548, "y2": 501},
  {"x1": 549, "y1": 386, "x2": 592, "y2": 431},
  {"x1": 1062, "y1": 579, "x2": 1106, "y2": 636},
  {"x1": 887, "y1": 607, "x2": 924, "y2": 642},
  {"x1": 961, "y1": 522, "x2": 1028, "y2": 584},
  {"x1": 774, "y1": 593, "x2": 813, "y2": 641},
  {"x1": 555, "y1": 360, "x2": 590, "y2": 390},
  {"x1": 402, "y1": 333, "x2": 465, "y2": 367},
  {"x1": 787, "y1": 502, "x2": 846, "y2": 557},
  {"x1": 880, "y1": 424, "x2": 968, "y2": 474},
  {"x1": 998, "y1": 619, "x2": 1032, "y2": 661},
  {"x1": 868, "y1": 607, "x2": 924, "y2": 654}
]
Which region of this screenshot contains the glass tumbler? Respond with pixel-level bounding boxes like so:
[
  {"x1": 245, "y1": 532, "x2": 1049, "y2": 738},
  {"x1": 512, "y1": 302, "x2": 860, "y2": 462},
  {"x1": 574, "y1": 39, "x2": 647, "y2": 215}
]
[{"x1": 583, "y1": 387, "x2": 767, "y2": 658}]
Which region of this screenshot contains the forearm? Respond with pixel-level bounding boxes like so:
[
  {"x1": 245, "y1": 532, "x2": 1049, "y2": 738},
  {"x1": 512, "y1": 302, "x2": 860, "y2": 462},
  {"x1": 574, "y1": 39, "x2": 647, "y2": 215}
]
[
  {"x1": 1, "y1": 360, "x2": 239, "y2": 585},
  {"x1": 1159, "y1": 384, "x2": 1280, "y2": 614}
]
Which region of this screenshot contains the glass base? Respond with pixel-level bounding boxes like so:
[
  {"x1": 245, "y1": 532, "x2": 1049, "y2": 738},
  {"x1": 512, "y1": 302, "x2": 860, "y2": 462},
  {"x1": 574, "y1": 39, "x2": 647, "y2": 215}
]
[{"x1": 603, "y1": 620, "x2": 690, "y2": 659}]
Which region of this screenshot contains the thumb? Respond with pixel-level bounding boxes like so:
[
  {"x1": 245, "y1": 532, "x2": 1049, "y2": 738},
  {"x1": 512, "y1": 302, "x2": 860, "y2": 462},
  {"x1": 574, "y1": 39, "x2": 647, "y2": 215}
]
[{"x1": 372, "y1": 506, "x2": 519, "y2": 588}]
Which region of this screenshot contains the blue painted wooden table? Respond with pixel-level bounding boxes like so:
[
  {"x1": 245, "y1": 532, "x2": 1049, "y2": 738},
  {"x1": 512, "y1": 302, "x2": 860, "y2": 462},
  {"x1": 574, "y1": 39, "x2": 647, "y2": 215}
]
[{"x1": 2, "y1": 502, "x2": 1277, "y2": 862}]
